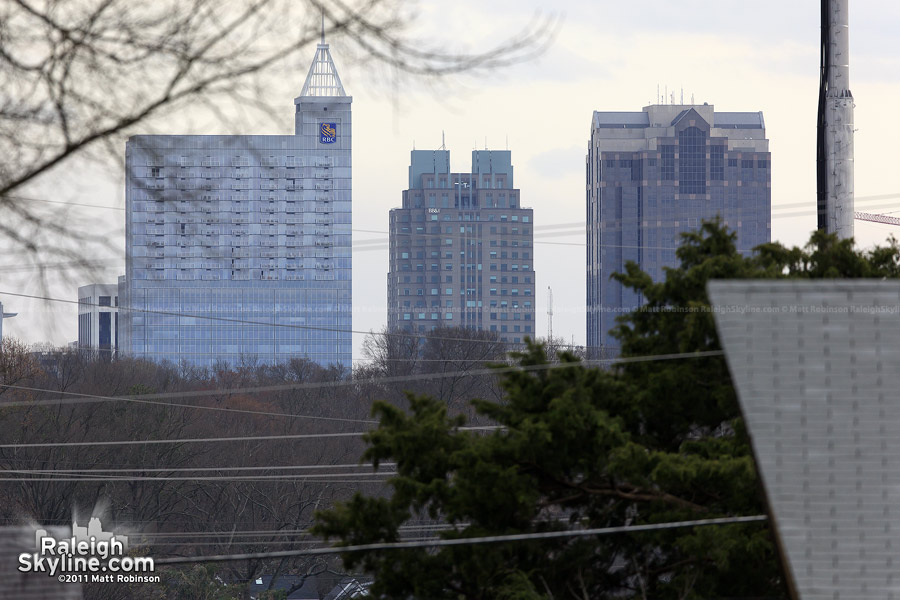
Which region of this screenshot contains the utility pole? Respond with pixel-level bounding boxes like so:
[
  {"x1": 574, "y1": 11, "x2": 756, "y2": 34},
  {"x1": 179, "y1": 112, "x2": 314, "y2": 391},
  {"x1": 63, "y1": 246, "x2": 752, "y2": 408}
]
[{"x1": 817, "y1": 0, "x2": 854, "y2": 239}]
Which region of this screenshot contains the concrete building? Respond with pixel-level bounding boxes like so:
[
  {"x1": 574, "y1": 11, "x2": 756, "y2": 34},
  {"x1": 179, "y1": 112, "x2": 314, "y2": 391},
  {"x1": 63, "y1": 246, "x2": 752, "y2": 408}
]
[
  {"x1": 387, "y1": 149, "x2": 535, "y2": 343},
  {"x1": 77, "y1": 283, "x2": 119, "y2": 357},
  {"x1": 586, "y1": 104, "x2": 770, "y2": 351},
  {"x1": 119, "y1": 39, "x2": 351, "y2": 368}
]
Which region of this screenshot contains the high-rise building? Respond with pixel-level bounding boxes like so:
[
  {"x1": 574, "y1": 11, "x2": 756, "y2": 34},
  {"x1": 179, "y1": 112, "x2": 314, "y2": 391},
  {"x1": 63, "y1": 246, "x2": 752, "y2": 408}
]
[
  {"x1": 120, "y1": 39, "x2": 351, "y2": 368},
  {"x1": 77, "y1": 283, "x2": 119, "y2": 357},
  {"x1": 0, "y1": 300, "x2": 15, "y2": 341},
  {"x1": 387, "y1": 149, "x2": 535, "y2": 343},
  {"x1": 586, "y1": 104, "x2": 770, "y2": 351}
]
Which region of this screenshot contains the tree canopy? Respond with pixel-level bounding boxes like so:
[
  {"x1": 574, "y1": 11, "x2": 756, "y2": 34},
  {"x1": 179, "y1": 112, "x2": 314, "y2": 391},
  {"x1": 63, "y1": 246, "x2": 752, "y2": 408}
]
[{"x1": 313, "y1": 221, "x2": 900, "y2": 599}]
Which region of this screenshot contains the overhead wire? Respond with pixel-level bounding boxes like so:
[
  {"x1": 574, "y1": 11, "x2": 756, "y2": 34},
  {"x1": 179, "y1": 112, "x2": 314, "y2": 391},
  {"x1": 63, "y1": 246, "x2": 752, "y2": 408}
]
[
  {"x1": 152, "y1": 515, "x2": 769, "y2": 564},
  {"x1": 0, "y1": 425, "x2": 501, "y2": 450},
  {"x1": 0, "y1": 349, "x2": 725, "y2": 412}
]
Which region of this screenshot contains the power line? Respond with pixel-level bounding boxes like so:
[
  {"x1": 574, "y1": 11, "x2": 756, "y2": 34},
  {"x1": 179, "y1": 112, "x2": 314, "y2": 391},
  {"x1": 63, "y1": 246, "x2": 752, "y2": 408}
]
[
  {"x1": 0, "y1": 289, "x2": 553, "y2": 350},
  {"x1": 0, "y1": 382, "x2": 379, "y2": 425},
  {"x1": 0, "y1": 476, "x2": 388, "y2": 483},
  {"x1": 1, "y1": 462, "x2": 397, "y2": 474},
  {"x1": 0, "y1": 425, "x2": 500, "y2": 450},
  {"x1": 0, "y1": 349, "x2": 724, "y2": 412},
  {"x1": 153, "y1": 515, "x2": 768, "y2": 564}
]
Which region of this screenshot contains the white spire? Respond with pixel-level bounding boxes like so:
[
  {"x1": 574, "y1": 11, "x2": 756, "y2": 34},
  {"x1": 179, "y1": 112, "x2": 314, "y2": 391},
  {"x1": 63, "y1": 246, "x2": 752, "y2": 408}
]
[{"x1": 300, "y1": 27, "x2": 347, "y2": 97}]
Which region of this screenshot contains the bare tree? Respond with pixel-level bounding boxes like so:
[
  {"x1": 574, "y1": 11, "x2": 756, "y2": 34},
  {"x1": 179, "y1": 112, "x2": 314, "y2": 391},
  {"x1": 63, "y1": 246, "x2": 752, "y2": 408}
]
[
  {"x1": 0, "y1": 337, "x2": 41, "y2": 398},
  {"x1": 0, "y1": 0, "x2": 555, "y2": 264}
]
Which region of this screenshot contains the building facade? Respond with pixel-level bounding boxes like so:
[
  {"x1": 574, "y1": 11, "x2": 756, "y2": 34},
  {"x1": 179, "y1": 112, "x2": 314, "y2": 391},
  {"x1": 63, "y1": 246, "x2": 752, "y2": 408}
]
[
  {"x1": 0, "y1": 300, "x2": 15, "y2": 341},
  {"x1": 77, "y1": 283, "x2": 119, "y2": 357},
  {"x1": 387, "y1": 150, "x2": 535, "y2": 343},
  {"x1": 120, "y1": 41, "x2": 351, "y2": 368},
  {"x1": 586, "y1": 104, "x2": 770, "y2": 350}
]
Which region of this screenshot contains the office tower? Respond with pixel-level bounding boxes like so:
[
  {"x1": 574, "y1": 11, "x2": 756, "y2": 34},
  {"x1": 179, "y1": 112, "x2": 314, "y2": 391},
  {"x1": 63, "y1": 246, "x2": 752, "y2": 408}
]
[
  {"x1": 387, "y1": 149, "x2": 535, "y2": 344},
  {"x1": 77, "y1": 283, "x2": 119, "y2": 357},
  {"x1": 120, "y1": 39, "x2": 351, "y2": 368},
  {"x1": 586, "y1": 104, "x2": 770, "y2": 351}
]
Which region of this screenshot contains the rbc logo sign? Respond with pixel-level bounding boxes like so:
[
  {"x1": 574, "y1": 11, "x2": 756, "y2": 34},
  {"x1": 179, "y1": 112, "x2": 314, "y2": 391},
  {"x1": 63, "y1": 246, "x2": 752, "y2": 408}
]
[{"x1": 320, "y1": 123, "x2": 337, "y2": 144}]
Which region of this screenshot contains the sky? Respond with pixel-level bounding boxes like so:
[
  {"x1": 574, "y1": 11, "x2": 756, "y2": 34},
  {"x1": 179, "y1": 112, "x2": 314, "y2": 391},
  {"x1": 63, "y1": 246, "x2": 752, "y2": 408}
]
[{"x1": 4, "y1": 0, "x2": 900, "y2": 361}]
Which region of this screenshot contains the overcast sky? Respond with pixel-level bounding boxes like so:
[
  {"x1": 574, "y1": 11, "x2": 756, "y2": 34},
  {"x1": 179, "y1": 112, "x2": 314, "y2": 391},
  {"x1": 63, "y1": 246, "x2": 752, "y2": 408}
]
[{"x1": 5, "y1": 0, "x2": 900, "y2": 360}]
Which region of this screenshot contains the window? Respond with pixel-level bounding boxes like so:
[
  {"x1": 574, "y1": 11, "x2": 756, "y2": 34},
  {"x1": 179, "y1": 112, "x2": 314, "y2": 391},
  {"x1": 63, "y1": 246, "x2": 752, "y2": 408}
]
[
  {"x1": 678, "y1": 127, "x2": 706, "y2": 194},
  {"x1": 98, "y1": 296, "x2": 111, "y2": 307},
  {"x1": 710, "y1": 144, "x2": 725, "y2": 181},
  {"x1": 661, "y1": 146, "x2": 675, "y2": 180}
]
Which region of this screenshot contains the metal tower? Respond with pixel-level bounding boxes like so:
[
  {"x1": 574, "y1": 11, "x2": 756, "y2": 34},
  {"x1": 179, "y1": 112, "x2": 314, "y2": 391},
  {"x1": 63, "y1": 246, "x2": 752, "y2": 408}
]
[{"x1": 547, "y1": 286, "x2": 553, "y2": 341}]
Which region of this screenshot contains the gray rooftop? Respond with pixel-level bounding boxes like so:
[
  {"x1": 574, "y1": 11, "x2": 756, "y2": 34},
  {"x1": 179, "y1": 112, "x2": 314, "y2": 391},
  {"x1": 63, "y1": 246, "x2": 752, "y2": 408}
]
[
  {"x1": 715, "y1": 111, "x2": 765, "y2": 129},
  {"x1": 710, "y1": 280, "x2": 900, "y2": 600},
  {"x1": 592, "y1": 111, "x2": 650, "y2": 128},
  {"x1": 592, "y1": 108, "x2": 764, "y2": 130}
]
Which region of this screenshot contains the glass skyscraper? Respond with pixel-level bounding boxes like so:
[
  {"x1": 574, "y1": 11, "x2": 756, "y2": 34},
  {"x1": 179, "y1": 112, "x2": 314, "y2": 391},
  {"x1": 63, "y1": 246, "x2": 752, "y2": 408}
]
[
  {"x1": 586, "y1": 104, "x2": 770, "y2": 351},
  {"x1": 120, "y1": 41, "x2": 351, "y2": 368},
  {"x1": 387, "y1": 150, "x2": 535, "y2": 343}
]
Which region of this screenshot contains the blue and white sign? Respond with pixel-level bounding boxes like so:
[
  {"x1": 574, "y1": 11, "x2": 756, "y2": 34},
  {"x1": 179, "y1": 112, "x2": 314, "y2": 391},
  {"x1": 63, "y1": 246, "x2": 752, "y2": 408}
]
[{"x1": 320, "y1": 123, "x2": 337, "y2": 144}]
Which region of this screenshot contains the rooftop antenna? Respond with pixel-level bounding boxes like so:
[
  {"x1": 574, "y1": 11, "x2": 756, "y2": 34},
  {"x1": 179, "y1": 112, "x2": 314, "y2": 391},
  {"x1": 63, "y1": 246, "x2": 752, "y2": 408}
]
[
  {"x1": 505, "y1": 134, "x2": 508, "y2": 150},
  {"x1": 321, "y1": 10, "x2": 325, "y2": 44},
  {"x1": 484, "y1": 137, "x2": 488, "y2": 151},
  {"x1": 657, "y1": 84, "x2": 660, "y2": 104},
  {"x1": 439, "y1": 131, "x2": 446, "y2": 151},
  {"x1": 691, "y1": 93, "x2": 695, "y2": 105},
  {"x1": 665, "y1": 85, "x2": 667, "y2": 104},
  {"x1": 680, "y1": 87, "x2": 683, "y2": 104}
]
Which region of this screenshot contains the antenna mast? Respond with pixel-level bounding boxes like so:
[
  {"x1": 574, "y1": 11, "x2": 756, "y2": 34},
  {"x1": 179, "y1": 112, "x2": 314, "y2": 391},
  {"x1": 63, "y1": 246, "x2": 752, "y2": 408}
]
[{"x1": 547, "y1": 286, "x2": 553, "y2": 341}]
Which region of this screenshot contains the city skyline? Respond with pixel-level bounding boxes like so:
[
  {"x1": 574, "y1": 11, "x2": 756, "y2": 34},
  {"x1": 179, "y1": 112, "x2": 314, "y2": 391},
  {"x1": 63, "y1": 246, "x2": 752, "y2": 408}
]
[{"x1": 4, "y1": 0, "x2": 900, "y2": 360}]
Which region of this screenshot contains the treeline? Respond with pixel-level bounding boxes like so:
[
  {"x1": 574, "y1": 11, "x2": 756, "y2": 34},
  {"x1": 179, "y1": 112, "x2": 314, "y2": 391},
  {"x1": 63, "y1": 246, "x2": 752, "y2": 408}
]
[{"x1": 0, "y1": 327, "x2": 527, "y2": 599}]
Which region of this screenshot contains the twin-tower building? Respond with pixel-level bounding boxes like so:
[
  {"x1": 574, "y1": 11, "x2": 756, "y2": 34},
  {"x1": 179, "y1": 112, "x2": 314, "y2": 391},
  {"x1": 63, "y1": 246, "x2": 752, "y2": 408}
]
[{"x1": 75, "y1": 38, "x2": 770, "y2": 366}]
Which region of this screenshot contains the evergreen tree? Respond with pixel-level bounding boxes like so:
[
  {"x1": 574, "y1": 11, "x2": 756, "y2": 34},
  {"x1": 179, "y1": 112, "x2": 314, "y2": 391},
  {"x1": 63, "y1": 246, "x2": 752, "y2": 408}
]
[{"x1": 314, "y1": 222, "x2": 900, "y2": 599}]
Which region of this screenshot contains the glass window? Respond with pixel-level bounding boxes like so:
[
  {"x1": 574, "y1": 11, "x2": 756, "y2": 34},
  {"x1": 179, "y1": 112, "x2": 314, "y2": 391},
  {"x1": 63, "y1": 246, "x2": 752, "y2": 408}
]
[
  {"x1": 678, "y1": 127, "x2": 706, "y2": 194},
  {"x1": 661, "y1": 146, "x2": 675, "y2": 181}
]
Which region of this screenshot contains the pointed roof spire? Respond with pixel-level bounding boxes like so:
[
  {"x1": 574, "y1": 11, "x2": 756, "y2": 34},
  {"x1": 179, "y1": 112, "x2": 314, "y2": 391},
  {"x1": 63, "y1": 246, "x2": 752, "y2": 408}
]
[{"x1": 300, "y1": 15, "x2": 347, "y2": 97}]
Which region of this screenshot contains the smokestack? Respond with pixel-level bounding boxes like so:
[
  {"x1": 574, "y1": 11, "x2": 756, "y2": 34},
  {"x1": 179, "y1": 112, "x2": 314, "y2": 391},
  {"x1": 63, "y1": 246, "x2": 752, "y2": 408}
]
[{"x1": 817, "y1": 0, "x2": 854, "y2": 239}]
